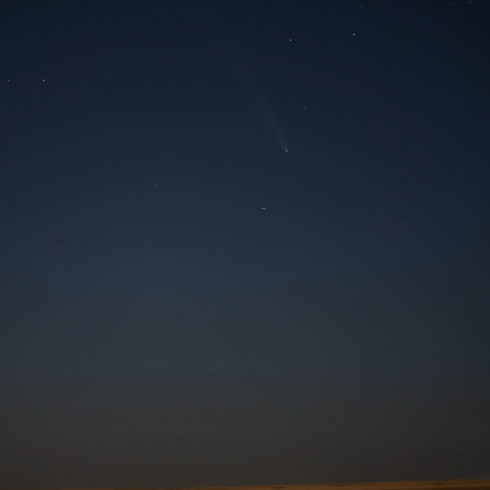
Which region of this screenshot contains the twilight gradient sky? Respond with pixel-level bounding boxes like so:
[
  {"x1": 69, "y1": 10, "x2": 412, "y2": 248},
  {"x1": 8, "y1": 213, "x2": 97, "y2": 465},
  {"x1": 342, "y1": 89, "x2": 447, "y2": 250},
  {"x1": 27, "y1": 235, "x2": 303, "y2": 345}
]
[{"x1": 1, "y1": 1, "x2": 490, "y2": 488}]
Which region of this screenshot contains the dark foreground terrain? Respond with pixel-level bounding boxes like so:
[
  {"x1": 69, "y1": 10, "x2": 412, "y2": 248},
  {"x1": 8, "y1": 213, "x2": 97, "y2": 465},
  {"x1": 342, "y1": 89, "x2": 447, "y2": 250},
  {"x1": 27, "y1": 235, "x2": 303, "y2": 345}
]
[{"x1": 49, "y1": 479, "x2": 490, "y2": 490}]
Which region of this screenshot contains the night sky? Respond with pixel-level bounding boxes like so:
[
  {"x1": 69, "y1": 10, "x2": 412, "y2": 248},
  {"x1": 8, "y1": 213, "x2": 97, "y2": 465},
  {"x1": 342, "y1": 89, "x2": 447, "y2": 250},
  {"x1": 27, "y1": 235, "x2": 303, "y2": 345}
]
[{"x1": 1, "y1": 1, "x2": 490, "y2": 488}]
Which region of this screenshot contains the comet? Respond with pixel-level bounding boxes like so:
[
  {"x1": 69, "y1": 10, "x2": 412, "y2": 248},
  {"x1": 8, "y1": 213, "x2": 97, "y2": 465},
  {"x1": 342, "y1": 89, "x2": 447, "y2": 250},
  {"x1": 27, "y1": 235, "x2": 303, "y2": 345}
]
[
  {"x1": 233, "y1": 60, "x2": 289, "y2": 154},
  {"x1": 256, "y1": 87, "x2": 289, "y2": 154}
]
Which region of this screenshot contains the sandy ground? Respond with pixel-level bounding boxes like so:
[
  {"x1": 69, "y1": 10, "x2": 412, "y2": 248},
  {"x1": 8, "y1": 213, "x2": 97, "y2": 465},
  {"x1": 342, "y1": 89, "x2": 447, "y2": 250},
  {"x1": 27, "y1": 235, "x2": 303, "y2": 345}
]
[
  {"x1": 54, "y1": 480, "x2": 490, "y2": 490},
  {"x1": 179, "y1": 481, "x2": 490, "y2": 490}
]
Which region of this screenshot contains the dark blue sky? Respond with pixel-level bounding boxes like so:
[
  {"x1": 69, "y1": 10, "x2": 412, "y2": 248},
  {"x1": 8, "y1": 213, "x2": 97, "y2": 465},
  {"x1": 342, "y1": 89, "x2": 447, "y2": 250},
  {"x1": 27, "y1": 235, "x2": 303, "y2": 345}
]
[{"x1": 1, "y1": 1, "x2": 490, "y2": 488}]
